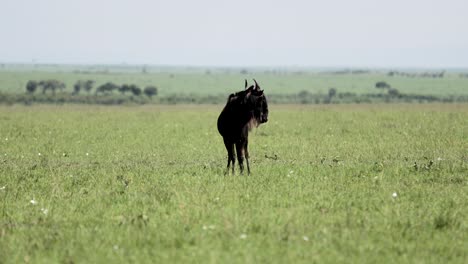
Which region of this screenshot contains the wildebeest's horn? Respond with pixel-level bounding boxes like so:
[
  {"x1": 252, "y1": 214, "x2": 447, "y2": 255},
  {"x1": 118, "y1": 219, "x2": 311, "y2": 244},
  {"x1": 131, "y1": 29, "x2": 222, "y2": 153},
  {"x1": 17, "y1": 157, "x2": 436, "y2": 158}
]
[
  {"x1": 253, "y1": 79, "x2": 260, "y2": 90},
  {"x1": 245, "y1": 79, "x2": 248, "y2": 89}
]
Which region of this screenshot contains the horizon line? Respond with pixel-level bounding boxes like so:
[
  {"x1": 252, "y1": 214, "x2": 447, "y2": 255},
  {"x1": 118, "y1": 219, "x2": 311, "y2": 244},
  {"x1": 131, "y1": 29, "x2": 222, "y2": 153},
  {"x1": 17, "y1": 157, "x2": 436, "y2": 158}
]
[{"x1": 1, "y1": 62, "x2": 467, "y2": 71}]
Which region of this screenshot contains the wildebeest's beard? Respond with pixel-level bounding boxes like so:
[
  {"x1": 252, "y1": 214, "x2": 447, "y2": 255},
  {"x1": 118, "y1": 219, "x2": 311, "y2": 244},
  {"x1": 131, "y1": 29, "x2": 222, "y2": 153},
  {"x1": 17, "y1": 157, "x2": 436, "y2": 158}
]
[
  {"x1": 259, "y1": 95, "x2": 268, "y2": 123},
  {"x1": 252, "y1": 94, "x2": 268, "y2": 124}
]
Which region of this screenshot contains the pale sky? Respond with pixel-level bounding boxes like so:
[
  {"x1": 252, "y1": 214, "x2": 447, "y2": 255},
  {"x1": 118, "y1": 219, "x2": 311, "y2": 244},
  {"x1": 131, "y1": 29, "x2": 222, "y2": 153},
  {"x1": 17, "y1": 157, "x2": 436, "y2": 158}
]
[{"x1": 1, "y1": 0, "x2": 467, "y2": 67}]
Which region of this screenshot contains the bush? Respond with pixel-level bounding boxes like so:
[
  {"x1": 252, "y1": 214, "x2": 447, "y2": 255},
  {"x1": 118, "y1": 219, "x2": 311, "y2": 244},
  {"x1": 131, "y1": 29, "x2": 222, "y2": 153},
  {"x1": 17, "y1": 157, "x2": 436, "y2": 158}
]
[
  {"x1": 144, "y1": 86, "x2": 158, "y2": 98},
  {"x1": 130, "y1": 85, "x2": 142, "y2": 96},
  {"x1": 388, "y1": 88, "x2": 399, "y2": 97},
  {"x1": 119, "y1": 84, "x2": 131, "y2": 94},
  {"x1": 375, "y1": 81, "x2": 391, "y2": 89},
  {"x1": 26, "y1": 80, "x2": 38, "y2": 94}
]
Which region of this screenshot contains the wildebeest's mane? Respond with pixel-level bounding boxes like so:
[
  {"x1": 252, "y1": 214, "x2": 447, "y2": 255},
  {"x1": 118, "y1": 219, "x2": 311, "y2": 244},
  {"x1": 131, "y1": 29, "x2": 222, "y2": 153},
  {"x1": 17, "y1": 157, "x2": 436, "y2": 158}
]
[{"x1": 225, "y1": 85, "x2": 254, "y2": 105}]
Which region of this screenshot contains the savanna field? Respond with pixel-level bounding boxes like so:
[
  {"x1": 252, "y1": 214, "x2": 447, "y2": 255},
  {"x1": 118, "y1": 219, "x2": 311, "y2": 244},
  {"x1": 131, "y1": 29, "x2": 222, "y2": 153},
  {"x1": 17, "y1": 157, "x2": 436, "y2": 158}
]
[{"x1": 0, "y1": 103, "x2": 467, "y2": 263}]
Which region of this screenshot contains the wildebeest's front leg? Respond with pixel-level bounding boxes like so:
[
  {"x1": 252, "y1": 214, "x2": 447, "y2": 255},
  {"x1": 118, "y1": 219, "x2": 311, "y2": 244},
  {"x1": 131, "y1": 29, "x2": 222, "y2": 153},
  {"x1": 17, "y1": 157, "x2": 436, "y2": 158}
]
[
  {"x1": 245, "y1": 139, "x2": 250, "y2": 175},
  {"x1": 224, "y1": 139, "x2": 235, "y2": 175},
  {"x1": 235, "y1": 141, "x2": 246, "y2": 174}
]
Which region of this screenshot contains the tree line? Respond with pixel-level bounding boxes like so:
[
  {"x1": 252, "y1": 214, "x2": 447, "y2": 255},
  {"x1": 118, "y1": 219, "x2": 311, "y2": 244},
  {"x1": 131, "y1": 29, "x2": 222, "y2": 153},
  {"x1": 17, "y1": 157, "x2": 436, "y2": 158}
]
[
  {"x1": 387, "y1": 71, "x2": 445, "y2": 78},
  {"x1": 1, "y1": 79, "x2": 463, "y2": 105},
  {"x1": 25, "y1": 80, "x2": 158, "y2": 98}
]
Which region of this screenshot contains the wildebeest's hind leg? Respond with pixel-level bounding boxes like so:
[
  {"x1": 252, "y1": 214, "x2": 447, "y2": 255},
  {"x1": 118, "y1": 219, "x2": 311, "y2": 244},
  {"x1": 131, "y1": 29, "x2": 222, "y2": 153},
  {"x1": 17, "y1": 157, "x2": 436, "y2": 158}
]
[
  {"x1": 245, "y1": 140, "x2": 250, "y2": 175},
  {"x1": 235, "y1": 141, "x2": 245, "y2": 174},
  {"x1": 224, "y1": 139, "x2": 235, "y2": 175}
]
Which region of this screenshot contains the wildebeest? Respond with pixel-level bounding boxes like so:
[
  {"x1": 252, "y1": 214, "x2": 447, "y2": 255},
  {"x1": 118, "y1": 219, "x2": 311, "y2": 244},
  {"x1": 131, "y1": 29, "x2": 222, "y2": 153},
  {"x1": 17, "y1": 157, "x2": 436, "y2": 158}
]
[{"x1": 217, "y1": 79, "x2": 269, "y2": 175}]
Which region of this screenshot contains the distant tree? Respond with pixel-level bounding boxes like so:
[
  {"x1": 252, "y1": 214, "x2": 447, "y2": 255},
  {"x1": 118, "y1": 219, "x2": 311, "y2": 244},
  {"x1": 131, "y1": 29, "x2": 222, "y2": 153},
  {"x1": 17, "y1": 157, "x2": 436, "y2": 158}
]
[
  {"x1": 73, "y1": 81, "x2": 82, "y2": 95},
  {"x1": 328, "y1": 87, "x2": 337, "y2": 98},
  {"x1": 39, "y1": 80, "x2": 66, "y2": 95},
  {"x1": 96, "y1": 82, "x2": 119, "y2": 95},
  {"x1": 375, "y1": 81, "x2": 391, "y2": 89},
  {"x1": 143, "y1": 86, "x2": 158, "y2": 98},
  {"x1": 83, "y1": 80, "x2": 95, "y2": 94},
  {"x1": 119, "y1": 84, "x2": 131, "y2": 95},
  {"x1": 73, "y1": 80, "x2": 94, "y2": 95},
  {"x1": 130, "y1": 85, "x2": 142, "y2": 96},
  {"x1": 388, "y1": 88, "x2": 399, "y2": 97},
  {"x1": 26, "y1": 80, "x2": 38, "y2": 94}
]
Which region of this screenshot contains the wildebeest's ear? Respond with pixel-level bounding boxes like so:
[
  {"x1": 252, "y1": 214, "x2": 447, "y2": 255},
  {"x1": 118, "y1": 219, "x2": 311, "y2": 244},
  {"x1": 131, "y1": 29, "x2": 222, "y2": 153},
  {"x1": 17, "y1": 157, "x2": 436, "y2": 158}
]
[
  {"x1": 245, "y1": 79, "x2": 248, "y2": 89},
  {"x1": 253, "y1": 79, "x2": 261, "y2": 91}
]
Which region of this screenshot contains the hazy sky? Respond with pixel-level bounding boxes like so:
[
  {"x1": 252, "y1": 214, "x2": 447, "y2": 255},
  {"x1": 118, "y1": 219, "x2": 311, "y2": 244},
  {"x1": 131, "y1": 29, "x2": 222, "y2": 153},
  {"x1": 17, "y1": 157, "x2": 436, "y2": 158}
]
[{"x1": 1, "y1": 0, "x2": 467, "y2": 67}]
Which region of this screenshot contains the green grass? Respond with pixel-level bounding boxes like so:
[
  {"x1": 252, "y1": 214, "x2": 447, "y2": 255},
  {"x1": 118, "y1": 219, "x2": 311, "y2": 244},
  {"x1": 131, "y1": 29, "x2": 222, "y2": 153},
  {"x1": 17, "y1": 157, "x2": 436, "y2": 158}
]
[
  {"x1": 1, "y1": 68, "x2": 468, "y2": 96},
  {"x1": 0, "y1": 104, "x2": 467, "y2": 263}
]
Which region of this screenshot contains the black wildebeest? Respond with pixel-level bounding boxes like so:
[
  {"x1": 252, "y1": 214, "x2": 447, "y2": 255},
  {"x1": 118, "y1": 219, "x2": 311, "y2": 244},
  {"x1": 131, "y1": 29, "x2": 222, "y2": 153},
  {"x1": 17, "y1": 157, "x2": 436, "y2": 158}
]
[{"x1": 217, "y1": 79, "x2": 269, "y2": 175}]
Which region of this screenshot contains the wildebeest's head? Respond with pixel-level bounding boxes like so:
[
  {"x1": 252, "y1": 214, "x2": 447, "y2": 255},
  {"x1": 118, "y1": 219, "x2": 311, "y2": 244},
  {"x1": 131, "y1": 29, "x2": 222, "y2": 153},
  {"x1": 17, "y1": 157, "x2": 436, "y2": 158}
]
[{"x1": 245, "y1": 79, "x2": 268, "y2": 124}]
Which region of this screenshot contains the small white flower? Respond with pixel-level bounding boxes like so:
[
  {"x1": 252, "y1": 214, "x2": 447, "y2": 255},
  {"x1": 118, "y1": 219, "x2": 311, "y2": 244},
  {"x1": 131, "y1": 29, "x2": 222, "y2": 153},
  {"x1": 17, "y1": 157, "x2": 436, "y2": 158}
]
[
  {"x1": 41, "y1": 208, "x2": 48, "y2": 215},
  {"x1": 437, "y1": 157, "x2": 443, "y2": 161},
  {"x1": 5, "y1": 138, "x2": 8, "y2": 141},
  {"x1": 392, "y1": 192, "x2": 398, "y2": 198},
  {"x1": 30, "y1": 199, "x2": 37, "y2": 205},
  {"x1": 214, "y1": 197, "x2": 220, "y2": 201},
  {"x1": 289, "y1": 170, "x2": 294, "y2": 174},
  {"x1": 202, "y1": 225, "x2": 215, "y2": 230},
  {"x1": 0, "y1": 186, "x2": 6, "y2": 190},
  {"x1": 240, "y1": 233, "x2": 247, "y2": 239},
  {"x1": 113, "y1": 245, "x2": 119, "y2": 250},
  {"x1": 38, "y1": 153, "x2": 41, "y2": 156},
  {"x1": 86, "y1": 153, "x2": 89, "y2": 156},
  {"x1": 303, "y1": 236, "x2": 309, "y2": 241}
]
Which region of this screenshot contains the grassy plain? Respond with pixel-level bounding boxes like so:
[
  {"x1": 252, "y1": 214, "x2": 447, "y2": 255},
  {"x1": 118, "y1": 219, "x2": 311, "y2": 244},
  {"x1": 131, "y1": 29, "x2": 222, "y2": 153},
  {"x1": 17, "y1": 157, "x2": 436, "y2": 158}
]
[{"x1": 0, "y1": 104, "x2": 467, "y2": 263}]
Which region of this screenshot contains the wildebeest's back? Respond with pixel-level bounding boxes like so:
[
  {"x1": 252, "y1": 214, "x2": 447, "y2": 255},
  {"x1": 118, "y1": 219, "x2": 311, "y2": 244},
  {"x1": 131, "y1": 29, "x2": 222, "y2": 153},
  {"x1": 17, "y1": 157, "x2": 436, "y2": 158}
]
[
  {"x1": 217, "y1": 105, "x2": 238, "y2": 141},
  {"x1": 217, "y1": 100, "x2": 250, "y2": 142}
]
